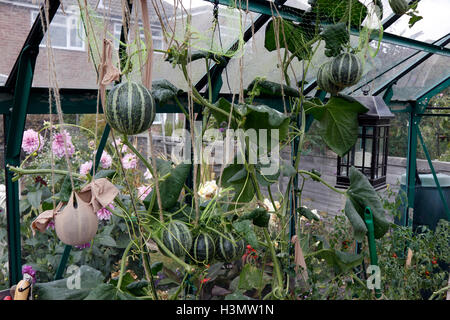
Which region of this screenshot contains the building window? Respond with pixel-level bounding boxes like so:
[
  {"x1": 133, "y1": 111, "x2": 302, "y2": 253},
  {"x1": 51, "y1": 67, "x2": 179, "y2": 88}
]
[
  {"x1": 98, "y1": 0, "x2": 109, "y2": 10},
  {"x1": 114, "y1": 23, "x2": 164, "y2": 52},
  {"x1": 31, "y1": 11, "x2": 85, "y2": 51}
]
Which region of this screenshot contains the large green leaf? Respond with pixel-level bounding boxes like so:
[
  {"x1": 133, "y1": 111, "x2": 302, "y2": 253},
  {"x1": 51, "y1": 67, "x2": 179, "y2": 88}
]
[
  {"x1": 346, "y1": 167, "x2": 390, "y2": 239},
  {"x1": 265, "y1": 18, "x2": 314, "y2": 61},
  {"x1": 220, "y1": 163, "x2": 255, "y2": 204},
  {"x1": 33, "y1": 265, "x2": 104, "y2": 300},
  {"x1": 145, "y1": 159, "x2": 191, "y2": 210},
  {"x1": 320, "y1": 22, "x2": 349, "y2": 57},
  {"x1": 232, "y1": 219, "x2": 259, "y2": 249},
  {"x1": 151, "y1": 79, "x2": 183, "y2": 105},
  {"x1": 344, "y1": 198, "x2": 367, "y2": 242},
  {"x1": 243, "y1": 104, "x2": 290, "y2": 142},
  {"x1": 84, "y1": 283, "x2": 138, "y2": 300},
  {"x1": 309, "y1": 96, "x2": 367, "y2": 157},
  {"x1": 238, "y1": 264, "x2": 266, "y2": 291},
  {"x1": 309, "y1": 0, "x2": 368, "y2": 27},
  {"x1": 310, "y1": 248, "x2": 364, "y2": 274}
]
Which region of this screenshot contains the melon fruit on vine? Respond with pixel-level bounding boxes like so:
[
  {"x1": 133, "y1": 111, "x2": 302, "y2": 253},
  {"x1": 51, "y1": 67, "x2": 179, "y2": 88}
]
[
  {"x1": 329, "y1": 53, "x2": 363, "y2": 87},
  {"x1": 216, "y1": 233, "x2": 245, "y2": 263},
  {"x1": 105, "y1": 81, "x2": 155, "y2": 135},
  {"x1": 317, "y1": 61, "x2": 344, "y2": 95},
  {"x1": 190, "y1": 233, "x2": 215, "y2": 264},
  {"x1": 161, "y1": 220, "x2": 193, "y2": 258}
]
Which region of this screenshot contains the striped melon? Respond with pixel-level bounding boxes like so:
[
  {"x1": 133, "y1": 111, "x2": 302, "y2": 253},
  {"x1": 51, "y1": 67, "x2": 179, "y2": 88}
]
[
  {"x1": 317, "y1": 62, "x2": 344, "y2": 95},
  {"x1": 388, "y1": 0, "x2": 408, "y2": 15},
  {"x1": 190, "y1": 233, "x2": 215, "y2": 264},
  {"x1": 216, "y1": 233, "x2": 245, "y2": 262},
  {"x1": 329, "y1": 53, "x2": 363, "y2": 87},
  {"x1": 105, "y1": 81, "x2": 155, "y2": 135},
  {"x1": 161, "y1": 220, "x2": 192, "y2": 257}
]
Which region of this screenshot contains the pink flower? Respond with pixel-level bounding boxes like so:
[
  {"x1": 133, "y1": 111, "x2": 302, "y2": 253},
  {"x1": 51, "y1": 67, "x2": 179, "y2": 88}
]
[
  {"x1": 100, "y1": 151, "x2": 112, "y2": 169},
  {"x1": 97, "y1": 204, "x2": 114, "y2": 221},
  {"x1": 46, "y1": 220, "x2": 55, "y2": 230},
  {"x1": 114, "y1": 138, "x2": 128, "y2": 153},
  {"x1": 122, "y1": 153, "x2": 137, "y2": 169},
  {"x1": 75, "y1": 243, "x2": 91, "y2": 250},
  {"x1": 22, "y1": 129, "x2": 44, "y2": 154},
  {"x1": 22, "y1": 265, "x2": 36, "y2": 284},
  {"x1": 52, "y1": 130, "x2": 75, "y2": 158},
  {"x1": 138, "y1": 185, "x2": 152, "y2": 201},
  {"x1": 144, "y1": 168, "x2": 153, "y2": 180},
  {"x1": 79, "y1": 161, "x2": 93, "y2": 176}
]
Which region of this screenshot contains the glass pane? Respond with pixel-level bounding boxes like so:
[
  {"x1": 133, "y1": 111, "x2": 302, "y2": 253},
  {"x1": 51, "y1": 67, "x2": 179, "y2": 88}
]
[
  {"x1": 49, "y1": 25, "x2": 67, "y2": 48},
  {"x1": 385, "y1": 0, "x2": 450, "y2": 43},
  {"x1": 70, "y1": 19, "x2": 83, "y2": 48}
]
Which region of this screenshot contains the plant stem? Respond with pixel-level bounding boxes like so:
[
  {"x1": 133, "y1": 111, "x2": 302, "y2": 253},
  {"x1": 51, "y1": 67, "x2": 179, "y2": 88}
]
[
  {"x1": 7, "y1": 166, "x2": 84, "y2": 182},
  {"x1": 298, "y1": 170, "x2": 348, "y2": 195},
  {"x1": 116, "y1": 240, "x2": 135, "y2": 290},
  {"x1": 151, "y1": 233, "x2": 195, "y2": 273}
]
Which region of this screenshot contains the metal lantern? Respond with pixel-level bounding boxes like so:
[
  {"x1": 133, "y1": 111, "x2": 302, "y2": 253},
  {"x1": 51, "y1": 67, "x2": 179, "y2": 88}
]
[{"x1": 336, "y1": 95, "x2": 394, "y2": 190}]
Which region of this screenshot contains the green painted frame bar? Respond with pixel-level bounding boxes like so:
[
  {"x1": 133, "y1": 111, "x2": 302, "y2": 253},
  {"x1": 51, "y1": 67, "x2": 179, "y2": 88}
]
[
  {"x1": 415, "y1": 76, "x2": 450, "y2": 108},
  {"x1": 417, "y1": 128, "x2": 450, "y2": 221},
  {"x1": 4, "y1": 46, "x2": 35, "y2": 285},
  {"x1": 404, "y1": 101, "x2": 420, "y2": 228}
]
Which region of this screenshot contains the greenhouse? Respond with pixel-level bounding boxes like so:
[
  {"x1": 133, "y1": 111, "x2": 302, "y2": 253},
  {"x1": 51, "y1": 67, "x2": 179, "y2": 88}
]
[{"x1": 0, "y1": 0, "x2": 448, "y2": 302}]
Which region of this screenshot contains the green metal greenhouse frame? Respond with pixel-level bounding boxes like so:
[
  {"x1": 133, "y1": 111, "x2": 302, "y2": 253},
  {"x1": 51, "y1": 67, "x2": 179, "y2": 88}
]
[{"x1": 1, "y1": 0, "x2": 449, "y2": 286}]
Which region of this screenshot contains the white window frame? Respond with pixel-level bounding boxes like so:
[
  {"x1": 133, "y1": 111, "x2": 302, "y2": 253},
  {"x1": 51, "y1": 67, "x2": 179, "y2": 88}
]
[
  {"x1": 97, "y1": 0, "x2": 109, "y2": 10},
  {"x1": 31, "y1": 11, "x2": 85, "y2": 51},
  {"x1": 113, "y1": 23, "x2": 164, "y2": 53}
]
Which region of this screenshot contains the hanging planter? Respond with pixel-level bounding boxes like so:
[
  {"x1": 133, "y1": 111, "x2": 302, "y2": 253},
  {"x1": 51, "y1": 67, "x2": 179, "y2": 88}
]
[{"x1": 54, "y1": 191, "x2": 98, "y2": 246}]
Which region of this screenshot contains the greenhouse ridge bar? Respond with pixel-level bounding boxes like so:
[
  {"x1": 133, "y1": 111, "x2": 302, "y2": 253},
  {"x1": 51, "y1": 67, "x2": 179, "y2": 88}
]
[{"x1": 0, "y1": 0, "x2": 448, "y2": 299}]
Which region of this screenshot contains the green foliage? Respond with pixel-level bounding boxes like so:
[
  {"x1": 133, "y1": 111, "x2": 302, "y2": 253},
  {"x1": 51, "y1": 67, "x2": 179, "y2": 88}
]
[
  {"x1": 151, "y1": 79, "x2": 183, "y2": 106},
  {"x1": 320, "y1": 22, "x2": 350, "y2": 57},
  {"x1": 306, "y1": 95, "x2": 368, "y2": 157}
]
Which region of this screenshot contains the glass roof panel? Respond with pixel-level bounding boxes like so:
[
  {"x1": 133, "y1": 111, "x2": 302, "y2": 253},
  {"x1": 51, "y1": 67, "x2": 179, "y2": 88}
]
[{"x1": 385, "y1": 0, "x2": 450, "y2": 43}]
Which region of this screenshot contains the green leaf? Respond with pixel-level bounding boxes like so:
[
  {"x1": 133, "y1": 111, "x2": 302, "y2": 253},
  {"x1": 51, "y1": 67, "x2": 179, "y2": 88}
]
[
  {"x1": 311, "y1": 96, "x2": 368, "y2": 157},
  {"x1": 239, "y1": 207, "x2": 271, "y2": 228},
  {"x1": 344, "y1": 198, "x2": 368, "y2": 242},
  {"x1": 243, "y1": 104, "x2": 290, "y2": 142},
  {"x1": 33, "y1": 265, "x2": 104, "y2": 300},
  {"x1": 232, "y1": 219, "x2": 259, "y2": 249},
  {"x1": 408, "y1": 14, "x2": 423, "y2": 28},
  {"x1": 109, "y1": 272, "x2": 135, "y2": 292},
  {"x1": 246, "y1": 78, "x2": 300, "y2": 98},
  {"x1": 280, "y1": 160, "x2": 297, "y2": 177},
  {"x1": 347, "y1": 167, "x2": 390, "y2": 239},
  {"x1": 94, "y1": 170, "x2": 116, "y2": 179},
  {"x1": 97, "y1": 235, "x2": 117, "y2": 247},
  {"x1": 151, "y1": 79, "x2": 183, "y2": 105},
  {"x1": 225, "y1": 290, "x2": 254, "y2": 300},
  {"x1": 320, "y1": 22, "x2": 349, "y2": 57},
  {"x1": 220, "y1": 164, "x2": 255, "y2": 204},
  {"x1": 145, "y1": 159, "x2": 191, "y2": 211},
  {"x1": 238, "y1": 264, "x2": 265, "y2": 291},
  {"x1": 84, "y1": 283, "x2": 138, "y2": 300},
  {"x1": 309, "y1": 0, "x2": 368, "y2": 28},
  {"x1": 310, "y1": 248, "x2": 364, "y2": 274},
  {"x1": 265, "y1": 18, "x2": 313, "y2": 61},
  {"x1": 151, "y1": 262, "x2": 163, "y2": 275},
  {"x1": 126, "y1": 280, "x2": 149, "y2": 296}
]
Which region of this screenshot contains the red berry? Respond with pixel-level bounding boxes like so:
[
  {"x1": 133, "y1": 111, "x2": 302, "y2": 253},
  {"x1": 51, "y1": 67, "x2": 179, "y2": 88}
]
[
  {"x1": 425, "y1": 271, "x2": 430, "y2": 276},
  {"x1": 3, "y1": 296, "x2": 12, "y2": 300},
  {"x1": 392, "y1": 253, "x2": 397, "y2": 258}
]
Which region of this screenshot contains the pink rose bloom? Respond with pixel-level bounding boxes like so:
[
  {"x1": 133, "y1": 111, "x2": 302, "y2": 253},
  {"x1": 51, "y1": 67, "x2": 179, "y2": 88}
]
[
  {"x1": 138, "y1": 185, "x2": 152, "y2": 201},
  {"x1": 122, "y1": 153, "x2": 137, "y2": 169},
  {"x1": 52, "y1": 130, "x2": 75, "y2": 158},
  {"x1": 22, "y1": 129, "x2": 44, "y2": 154},
  {"x1": 100, "y1": 151, "x2": 112, "y2": 169},
  {"x1": 79, "y1": 161, "x2": 93, "y2": 176},
  {"x1": 97, "y1": 204, "x2": 114, "y2": 221}
]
